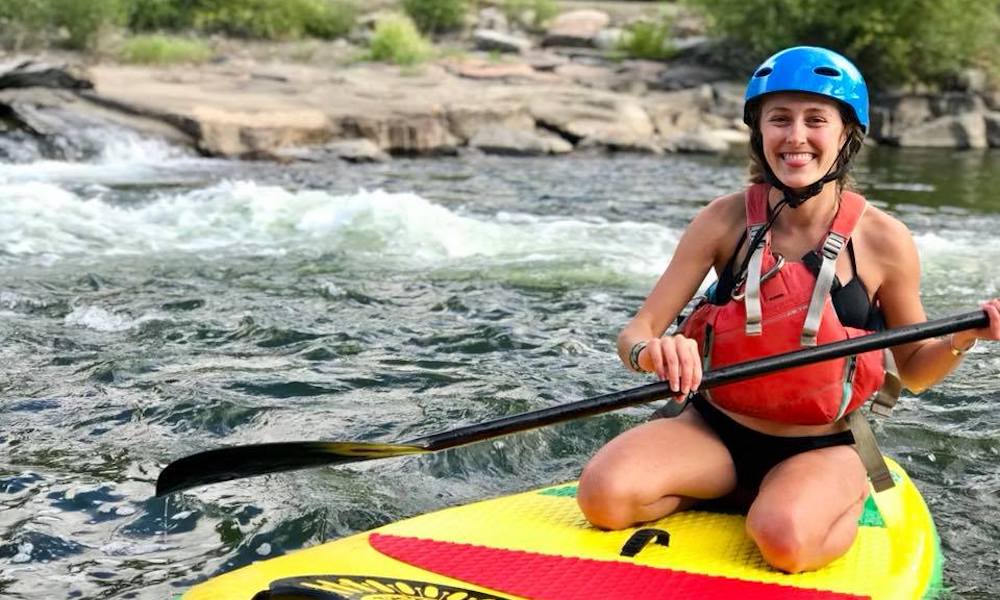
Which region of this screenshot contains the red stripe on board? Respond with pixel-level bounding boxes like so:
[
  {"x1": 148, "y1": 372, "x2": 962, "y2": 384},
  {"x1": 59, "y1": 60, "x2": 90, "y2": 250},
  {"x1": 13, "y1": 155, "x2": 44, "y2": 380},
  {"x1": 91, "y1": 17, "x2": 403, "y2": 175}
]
[{"x1": 369, "y1": 533, "x2": 869, "y2": 600}]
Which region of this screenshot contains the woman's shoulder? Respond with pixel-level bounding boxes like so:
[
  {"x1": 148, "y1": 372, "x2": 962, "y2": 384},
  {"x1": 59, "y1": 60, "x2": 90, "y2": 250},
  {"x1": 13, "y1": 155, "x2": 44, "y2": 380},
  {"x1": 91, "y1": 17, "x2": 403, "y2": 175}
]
[
  {"x1": 699, "y1": 189, "x2": 747, "y2": 226},
  {"x1": 856, "y1": 202, "x2": 918, "y2": 264},
  {"x1": 858, "y1": 203, "x2": 912, "y2": 241}
]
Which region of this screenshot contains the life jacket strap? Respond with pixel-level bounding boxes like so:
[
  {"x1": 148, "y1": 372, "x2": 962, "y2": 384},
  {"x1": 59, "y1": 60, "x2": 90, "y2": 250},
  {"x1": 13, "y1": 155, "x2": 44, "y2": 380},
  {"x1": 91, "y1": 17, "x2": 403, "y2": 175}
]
[
  {"x1": 847, "y1": 350, "x2": 901, "y2": 492},
  {"x1": 744, "y1": 224, "x2": 767, "y2": 336},
  {"x1": 800, "y1": 194, "x2": 868, "y2": 346},
  {"x1": 801, "y1": 231, "x2": 848, "y2": 346},
  {"x1": 872, "y1": 349, "x2": 901, "y2": 417},
  {"x1": 847, "y1": 410, "x2": 895, "y2": 492}
]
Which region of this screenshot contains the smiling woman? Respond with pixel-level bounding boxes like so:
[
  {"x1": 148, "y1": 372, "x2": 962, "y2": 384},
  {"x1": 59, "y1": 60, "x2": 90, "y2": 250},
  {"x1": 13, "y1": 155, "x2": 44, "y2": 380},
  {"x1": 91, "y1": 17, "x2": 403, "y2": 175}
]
[
  {"x1": 757, "y1": 94, "x2": 852, "y2": 190},
  {"x1": 577, "y1": 46, "x2": 1000, "y2": 575}
]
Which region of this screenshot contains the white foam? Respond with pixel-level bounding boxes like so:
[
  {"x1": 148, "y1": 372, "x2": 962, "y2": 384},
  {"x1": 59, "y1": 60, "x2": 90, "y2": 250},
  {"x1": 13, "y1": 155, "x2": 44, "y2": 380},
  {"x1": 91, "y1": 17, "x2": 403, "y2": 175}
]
[
  {"x1": 0, "y1": 180, "x2": 682, "y2": 276},
  {"x1": 64, "y1": 306, "x2": 135, "y2": 332}
]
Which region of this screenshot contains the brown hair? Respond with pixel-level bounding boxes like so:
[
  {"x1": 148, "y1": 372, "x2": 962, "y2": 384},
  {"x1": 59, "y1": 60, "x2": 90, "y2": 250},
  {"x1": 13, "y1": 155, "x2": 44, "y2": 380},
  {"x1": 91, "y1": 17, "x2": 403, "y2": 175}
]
[{"x1": 744, "y1": 101, "x2": 865, "y2": 191}]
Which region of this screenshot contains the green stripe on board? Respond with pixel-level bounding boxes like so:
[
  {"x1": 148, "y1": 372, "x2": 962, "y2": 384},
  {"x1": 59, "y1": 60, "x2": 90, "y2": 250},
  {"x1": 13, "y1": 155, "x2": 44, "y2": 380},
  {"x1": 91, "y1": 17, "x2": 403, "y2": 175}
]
[
  {"x1": 539, "y1": 484, "x2": 578, "y2": 498},
  {"x1": 858, "y1": 495, "x2": 886, "y2": 527},
  {"x1": 921, "y1": 524, "x2": 945, "y2": 599}
]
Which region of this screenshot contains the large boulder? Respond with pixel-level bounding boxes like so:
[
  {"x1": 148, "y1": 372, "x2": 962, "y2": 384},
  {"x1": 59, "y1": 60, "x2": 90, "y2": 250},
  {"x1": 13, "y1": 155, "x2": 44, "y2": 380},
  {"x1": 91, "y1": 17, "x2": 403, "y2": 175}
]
[
  {"x1": 190, "y1": 106, "x2": 332, "y2": 157},
  {"x1": 446, "y1": 104, "x2": 535, "y2": 141},
  {"x1": 542, "y1": 10, "x2": 610, "y2": 47},
  {"x1": 339, "y1": 114, "x2": 460, "y2": 155},
  {"x1": 530, "y1": 91, "x2": 655, "y2": 149},
  {"x1": 0, "y1": 60, "x2": 93, "y2": 90},
  {"x1": 983, "y1": 112, "x2": 1000, "y2": 147},
  {"x1": 474, "y1": 30, "x2": 532, "y2": 54},
  {"x1": 896, "y1": 113, "x2": 987, "y2": 149},
  {"x1": 469, "y1": 125, "x2": 572, "y2": 155}
]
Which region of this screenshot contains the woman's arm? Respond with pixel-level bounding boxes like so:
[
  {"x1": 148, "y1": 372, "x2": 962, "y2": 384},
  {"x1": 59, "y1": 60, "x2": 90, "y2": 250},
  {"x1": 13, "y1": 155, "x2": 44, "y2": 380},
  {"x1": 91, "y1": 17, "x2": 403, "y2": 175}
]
[
  {"x1": 617, "y1": 193, "x2": 741, "y2": 394},
  {"x1": 875, "y1": 216, "x2": 1000, "y2": 392}
]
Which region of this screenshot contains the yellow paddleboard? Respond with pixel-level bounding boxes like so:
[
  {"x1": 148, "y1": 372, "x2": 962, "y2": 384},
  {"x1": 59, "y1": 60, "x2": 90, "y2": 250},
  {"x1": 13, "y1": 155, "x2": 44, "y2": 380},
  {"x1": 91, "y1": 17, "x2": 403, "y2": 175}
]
[{"x1": 183, "y1": 457, "x2": 941, "y2": 599}]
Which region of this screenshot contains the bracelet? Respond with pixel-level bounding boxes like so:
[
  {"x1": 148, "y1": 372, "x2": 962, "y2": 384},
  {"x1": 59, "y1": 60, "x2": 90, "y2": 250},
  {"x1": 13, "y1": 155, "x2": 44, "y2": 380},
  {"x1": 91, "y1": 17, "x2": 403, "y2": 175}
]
[
  {"x1": 949, "y1": 333, "x2": 978, "y2": 357},
  {"x1": 628, "y1": 341, "x2": 649, "y2": 372}
]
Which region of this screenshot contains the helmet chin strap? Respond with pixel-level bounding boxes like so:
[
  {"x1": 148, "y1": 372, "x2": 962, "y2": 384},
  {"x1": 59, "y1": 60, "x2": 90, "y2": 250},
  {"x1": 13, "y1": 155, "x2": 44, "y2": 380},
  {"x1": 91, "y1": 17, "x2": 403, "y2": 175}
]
[
  {"x1": 753, "y1": 138, "x2": 857, "y2": 208},
  {"x1": 733, "y1": 137, "x2": 860, "y2": 284}
]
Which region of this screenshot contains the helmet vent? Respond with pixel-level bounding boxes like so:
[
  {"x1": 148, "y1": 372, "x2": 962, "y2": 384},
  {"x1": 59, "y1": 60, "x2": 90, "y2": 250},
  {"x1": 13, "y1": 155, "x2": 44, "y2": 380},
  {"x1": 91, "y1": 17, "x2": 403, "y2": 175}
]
[
  {"x1": 814, "y1": 66, "x2": 841, "y2": 77},
  {"x1": 754, "y1": 67, "x2": 773, "y2": 77}
]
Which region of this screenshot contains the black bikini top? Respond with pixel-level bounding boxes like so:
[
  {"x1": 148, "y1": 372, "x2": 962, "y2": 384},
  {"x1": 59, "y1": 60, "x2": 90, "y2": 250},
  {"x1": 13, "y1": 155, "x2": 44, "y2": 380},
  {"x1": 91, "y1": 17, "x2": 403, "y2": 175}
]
[{"x1": 715, "y1": 233, "x2": 884, "y2": 331}]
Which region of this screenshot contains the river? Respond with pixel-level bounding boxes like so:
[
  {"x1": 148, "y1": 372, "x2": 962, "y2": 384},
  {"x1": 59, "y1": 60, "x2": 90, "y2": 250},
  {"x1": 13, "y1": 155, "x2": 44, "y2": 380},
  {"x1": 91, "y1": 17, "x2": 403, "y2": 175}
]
[{"x1": 0, "y1": 129, "x2": 998, "y2": 598}]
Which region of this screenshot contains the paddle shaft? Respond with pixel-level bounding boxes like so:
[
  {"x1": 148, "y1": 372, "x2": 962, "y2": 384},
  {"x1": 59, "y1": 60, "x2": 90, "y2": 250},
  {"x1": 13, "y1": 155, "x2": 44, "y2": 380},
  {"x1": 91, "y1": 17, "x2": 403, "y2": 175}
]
[
  {"x1": 156, "y1": 309, "x2": 987, "y2": 496},
  {"x1": 409, "y1": 310, "x2": 988, "y2": 450}
]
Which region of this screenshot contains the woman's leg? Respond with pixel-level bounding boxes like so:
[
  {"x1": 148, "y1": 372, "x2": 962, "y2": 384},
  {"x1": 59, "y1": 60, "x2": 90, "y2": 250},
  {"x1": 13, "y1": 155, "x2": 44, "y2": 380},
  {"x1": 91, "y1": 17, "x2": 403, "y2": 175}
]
[
  {"x1": 577, "y1": 407, "x2": 737, "y2": 530},
  {"x1": 746, "y1": 444, "x2": 868, "y2": 573}
]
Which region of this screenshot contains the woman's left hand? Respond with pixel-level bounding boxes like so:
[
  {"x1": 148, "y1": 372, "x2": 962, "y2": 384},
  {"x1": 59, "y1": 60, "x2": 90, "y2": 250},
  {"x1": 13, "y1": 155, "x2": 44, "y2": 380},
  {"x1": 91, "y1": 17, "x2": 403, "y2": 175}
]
[
  {"x1": 949, "y1": 299, "x2": 999, "y2": 354},
  {"x1": 976, "y1": 298, "x2": 1000, "y2": 340}
]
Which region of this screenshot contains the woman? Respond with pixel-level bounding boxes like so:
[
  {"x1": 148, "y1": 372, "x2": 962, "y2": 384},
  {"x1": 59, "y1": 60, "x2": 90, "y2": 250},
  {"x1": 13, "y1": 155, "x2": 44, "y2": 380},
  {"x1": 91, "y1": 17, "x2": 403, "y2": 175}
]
[{"x1": 576, "y1": 46, "x2": 1000, "y2": 574}]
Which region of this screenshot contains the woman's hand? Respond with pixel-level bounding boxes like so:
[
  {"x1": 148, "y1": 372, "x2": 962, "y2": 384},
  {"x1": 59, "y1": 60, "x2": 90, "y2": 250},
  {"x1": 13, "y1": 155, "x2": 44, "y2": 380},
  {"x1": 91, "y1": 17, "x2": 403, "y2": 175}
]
[
  {"x1": 973, "y1": 298, "x2": 1000, "y2": 341},
  {"x1": 950, "y1": 298, "x2": 1000, "y2": 353},
  {"x1": 639, "y1": 334, "x2": 703, "y2": 400}
]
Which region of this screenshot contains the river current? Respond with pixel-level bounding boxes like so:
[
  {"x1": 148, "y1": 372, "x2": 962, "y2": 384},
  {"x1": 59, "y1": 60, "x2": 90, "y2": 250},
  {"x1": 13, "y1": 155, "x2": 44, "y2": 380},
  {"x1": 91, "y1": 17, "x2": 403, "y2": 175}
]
[{"x1": 0, "y1": 129, "x2": 998, "y2": 598}]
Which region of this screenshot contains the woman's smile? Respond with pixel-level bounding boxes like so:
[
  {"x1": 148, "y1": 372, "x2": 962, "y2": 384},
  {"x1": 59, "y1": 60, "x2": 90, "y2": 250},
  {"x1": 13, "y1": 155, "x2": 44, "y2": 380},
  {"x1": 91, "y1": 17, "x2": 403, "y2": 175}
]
[{"x1": 760, "y1": 92, "x2": 845, "y2": 189}]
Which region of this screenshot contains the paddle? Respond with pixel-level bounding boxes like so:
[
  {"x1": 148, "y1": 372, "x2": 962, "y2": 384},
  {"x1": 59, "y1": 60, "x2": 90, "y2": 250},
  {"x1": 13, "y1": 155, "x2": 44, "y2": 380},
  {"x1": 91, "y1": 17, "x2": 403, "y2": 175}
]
[{"x1": 156, "y1": 309, "x2": 988, "y2": 497}]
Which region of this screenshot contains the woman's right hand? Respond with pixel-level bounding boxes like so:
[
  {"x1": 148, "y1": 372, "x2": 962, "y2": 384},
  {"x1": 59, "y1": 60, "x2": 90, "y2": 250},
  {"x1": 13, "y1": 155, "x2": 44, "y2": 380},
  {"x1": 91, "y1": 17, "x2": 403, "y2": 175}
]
[{"x1": 638, "y1": 334, "x2": 703, "y2": 400}]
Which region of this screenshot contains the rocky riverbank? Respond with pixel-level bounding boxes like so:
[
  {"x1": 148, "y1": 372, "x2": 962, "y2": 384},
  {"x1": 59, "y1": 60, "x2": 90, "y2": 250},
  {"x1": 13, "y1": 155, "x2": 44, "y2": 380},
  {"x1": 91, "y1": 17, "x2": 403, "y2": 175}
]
[{"x1": 2, "y1": 6, "x2": 999, "y2": 163}]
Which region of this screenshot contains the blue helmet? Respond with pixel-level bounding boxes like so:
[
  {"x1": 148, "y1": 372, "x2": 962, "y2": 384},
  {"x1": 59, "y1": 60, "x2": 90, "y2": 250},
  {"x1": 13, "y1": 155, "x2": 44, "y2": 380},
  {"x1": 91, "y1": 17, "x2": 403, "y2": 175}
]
[{"x1": 743, "y1": 46, "x2": 869, "y2": 133}]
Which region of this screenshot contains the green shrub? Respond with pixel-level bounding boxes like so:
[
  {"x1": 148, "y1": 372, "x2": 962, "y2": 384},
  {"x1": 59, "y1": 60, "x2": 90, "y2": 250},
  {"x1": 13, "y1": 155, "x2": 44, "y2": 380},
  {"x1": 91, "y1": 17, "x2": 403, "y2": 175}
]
[
  {"x1": 0, "y1": 0, "x2": 54, "y2": 48},
  {"x1": 619, "y1": 20, "x2": 675, "y2": 61},
  {"x1": 126, "y1": 0, "x2": 193, "y2": 31},
  {"x1": 502, "y1": 0, "x2": 557, "y2": 31},
  {"x1": 684, "y1": 0, "x2": 1000, "y2": 87},
  {"x1": 368, "y1": 13, "x2": 431, "y2": 65},
  {"x1": 190, "y1": 0, "x2": 355, "y2": 40},
  {"x1": 119, "y1": 34, "x2": 213, "y2": 64},
  {"x1": 49, "y1": 0, "x2": 128, "y2": 50},
  {"x1": 401, "y1": 0, "x2": 467, "y2": 34}
]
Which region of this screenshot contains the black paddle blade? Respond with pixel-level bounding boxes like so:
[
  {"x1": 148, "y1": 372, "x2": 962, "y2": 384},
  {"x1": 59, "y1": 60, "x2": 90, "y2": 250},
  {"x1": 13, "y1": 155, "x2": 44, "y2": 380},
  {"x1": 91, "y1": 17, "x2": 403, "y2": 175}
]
[{"x1": 155, "y1": 441, "x2": 428, "y2": 497}]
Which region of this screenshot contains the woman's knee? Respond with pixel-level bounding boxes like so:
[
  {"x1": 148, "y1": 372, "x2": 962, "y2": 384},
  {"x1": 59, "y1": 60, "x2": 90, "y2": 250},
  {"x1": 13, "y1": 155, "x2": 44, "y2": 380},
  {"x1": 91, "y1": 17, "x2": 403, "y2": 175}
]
[
  {"x1": 745, "y1": 504, "x2": 814, "y2": 573},
  {"x1": 576, "y1": 463, "x2": 640, "y2": 530}
]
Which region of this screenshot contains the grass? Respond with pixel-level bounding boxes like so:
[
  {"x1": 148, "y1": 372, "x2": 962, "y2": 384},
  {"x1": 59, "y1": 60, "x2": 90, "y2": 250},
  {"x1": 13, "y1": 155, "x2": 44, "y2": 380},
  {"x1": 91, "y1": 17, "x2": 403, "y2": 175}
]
[{"x1": 118, "y1": 34, "x2": 213, "y2": 64}]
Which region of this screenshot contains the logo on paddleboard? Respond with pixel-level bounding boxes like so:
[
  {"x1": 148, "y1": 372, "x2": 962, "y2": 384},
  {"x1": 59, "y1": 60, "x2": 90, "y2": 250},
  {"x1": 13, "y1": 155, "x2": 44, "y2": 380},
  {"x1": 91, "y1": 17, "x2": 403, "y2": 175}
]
[{"x1": 265, "y1": 575, "x2": 510, "y2": 600}]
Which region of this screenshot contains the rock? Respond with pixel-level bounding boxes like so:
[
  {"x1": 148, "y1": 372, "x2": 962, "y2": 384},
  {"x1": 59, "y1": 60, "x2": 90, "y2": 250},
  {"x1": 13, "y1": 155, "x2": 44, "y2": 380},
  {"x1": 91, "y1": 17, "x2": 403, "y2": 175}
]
[
  {"x1": 666, "y1": 130, "x2": 731, "y2": 154},
  {"x1": 985, "y1": 89, "x2": 1000, "y2": 112},
  {"x1": 929, "y1": 92, "x2": 984, "y2": 117},
  {"x1": 522, "y1": 50, "x2": 569, "y2": 72},
  {"x1": 340, "y1": 114, "x2": 460, "y2": 155},
  {"x1": 652, "y1": 63, "x2": 730, "y2": 91},
  {"x1": 710, "y1": 81, "x2": 745, "y2": 120},
  {"x1": 474, "y1": 30, "x2": 532, "y2": 54},
  {"x1": 450, "y1": 59, "x2": 541, "y2": 81},
  {"x1": 446, "y1": 104, "x2": 535, "y2": 140},
  {"x1": 531, "y1": 92, "x2": 655, "y2": 149},
  {"x1": 593, "y1": 28, "x2": 626, "y2": 51},
  {"x1": 543, "y1": 9, "x2": 610, "y2": 47},
  {"x1": 876, "y1": 95, "x2": 933, "y2": 141},
  {"x1": 644, "y1": 86, "x2": 713, "y2": 136},
  {"x1": 868, "y1": 106, "x2": 892, "y2": 141},
  {"x1": 554, "y1": 63, "x2": 615, "y2": 87},
  {"x1": 0, "y1": 59, "x2": 93, "y2": 90},
  {"x1": 275, "y1": 138, "x2": 390, "y2": 163},
  {"x1": 477, "y1": 7, "x2": 509, "y2": 32},
  {"x1": 469, "y1": 125, "x2": 572, "y2": 155},
  {"x1": 190, "y1": 106, "x2": 332, "y2": 156},
  {"x1": 983, "y1": 112, "x2": 1000, "y2": 147},
  {"x1": 896, "y1": 113, "x2": 987, "y2": 149},
  {"x1": 954, "y1": 68, "x2": 988, "y2": 94},
  {"x1": 0, "y1": 87, "x2": 194, "y2": 149}
]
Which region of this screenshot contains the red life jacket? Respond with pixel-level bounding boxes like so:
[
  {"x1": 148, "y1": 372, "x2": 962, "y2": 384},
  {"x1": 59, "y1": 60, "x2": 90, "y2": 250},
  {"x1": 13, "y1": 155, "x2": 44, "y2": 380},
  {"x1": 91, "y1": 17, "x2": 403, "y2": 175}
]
[{"x1": 680, "y1": 183, "x2": 885, "y2": 425}]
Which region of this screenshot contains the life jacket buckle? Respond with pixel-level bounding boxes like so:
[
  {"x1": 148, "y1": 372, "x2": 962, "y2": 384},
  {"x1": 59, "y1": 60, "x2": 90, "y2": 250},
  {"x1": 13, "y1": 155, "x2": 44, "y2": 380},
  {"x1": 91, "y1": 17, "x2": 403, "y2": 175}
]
[{"x1": 731, "y1": 254, "x2": 785, "y2": 301}]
